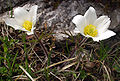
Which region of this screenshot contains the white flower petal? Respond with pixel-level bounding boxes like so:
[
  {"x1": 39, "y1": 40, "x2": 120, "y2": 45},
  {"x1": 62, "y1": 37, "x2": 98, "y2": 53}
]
[
  {"x1": 5, "y1": 5, "x2": 38, "y2": 35},
  {"x1": 72, "y1": 15, "x2": 86, "y2": 34},
  {"x1": 19, "y1": 28, "x2": 29, "y2": 31},
  {"x1": 5, "y1": 18, "x2": 22, "y2": 30},
  {"x1": 26, "y1": 27, "x2": 36, "y2": 35},
  {"x1": 30, "y1": 5, "x2": 38, "y2": 26},
  {"x1": 92, "y1": 30, "x2": 116, "y2": 42},
  {"x1": 84, "y1": 7, "x2": 97, "y2": 25},
  {"x1": 26, "y1": 31, "x2": 34, "y2": 35},
  {"x1": 73, "y1": 28, "x2": 80, "y2": 33},
  {"x1": 5, "y1": 18, "x2": 28, "y2": 31},
  {"x1": 22, "y1": 4, "x2": 30, "y2": 10},
  {"x1": 97, "y1": 17, "x2": 111, "y2": 34},
  {"x1": 93, "y1": 16, "x2": 108, "y2": 26},
  {"x1": 14, "y1": 7, "x2": 30, "y2": 24}
]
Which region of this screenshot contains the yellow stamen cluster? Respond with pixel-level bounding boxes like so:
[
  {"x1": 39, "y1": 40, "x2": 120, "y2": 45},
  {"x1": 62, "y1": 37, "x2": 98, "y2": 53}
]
[
  {"x1": 23, "y1": 21, "x2": 32, "y2": 31},
  {"x1": 84, "y1": 24, "x2": 98, "y2": 37}
]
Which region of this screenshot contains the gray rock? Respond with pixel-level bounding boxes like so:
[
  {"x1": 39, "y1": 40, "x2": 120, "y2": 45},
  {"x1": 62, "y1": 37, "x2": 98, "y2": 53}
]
[
  {"x1": 109, "y1": 8, "x2": 120, "y2": 29},
  {"x1": 0, "y1": 0, "x2": 119, "y2": 42},
  {"x1": 0, "y1": 0, "x2": 29, "y2": 14}
]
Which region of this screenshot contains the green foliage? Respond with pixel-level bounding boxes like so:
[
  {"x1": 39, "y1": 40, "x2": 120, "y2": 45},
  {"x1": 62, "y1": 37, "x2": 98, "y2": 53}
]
[
  {"x1": 0, "y1": 26, "x2": 119, "y2": 81},
  {"x1": 0, "y1": 36, "x2": 18, "y2": 80},
  {"x1": 0, "y1": 36, "x2": 34, "y2": 80},
  {"x1": 79, "y1": 69, "x2": 87, "y2": 79},
  {"x1": 98, "y1": 41, "x2": 111, "y2": 61}
]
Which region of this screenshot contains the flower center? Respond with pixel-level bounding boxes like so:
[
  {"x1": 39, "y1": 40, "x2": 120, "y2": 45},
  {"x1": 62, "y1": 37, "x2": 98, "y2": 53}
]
[
  {"x1": 22, "y1": 21, "x2": 32, "y2": 31},
  {"x1": 84, "y1": 24, "x2": 98, "y2": 37}
]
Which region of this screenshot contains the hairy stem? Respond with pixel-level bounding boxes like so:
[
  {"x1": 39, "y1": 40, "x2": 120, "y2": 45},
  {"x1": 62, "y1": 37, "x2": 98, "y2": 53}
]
[{"x1": 34, "y1": 31, "x2": 48, "y2": 58}]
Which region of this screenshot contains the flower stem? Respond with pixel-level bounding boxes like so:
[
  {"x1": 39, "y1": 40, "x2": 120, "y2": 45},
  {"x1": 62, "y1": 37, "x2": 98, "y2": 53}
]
[
  {"x1": 79, "y1": 37, "x2": 88, "y2": 47},
  {"x1": 34, "y1": 31, "x2": 48, "y2": 58}
]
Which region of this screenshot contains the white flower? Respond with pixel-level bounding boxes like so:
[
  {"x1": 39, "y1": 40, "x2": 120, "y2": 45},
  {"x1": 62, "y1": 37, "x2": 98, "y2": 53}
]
[
  {"x1": 72, "y1": 7, "x2": 116, "y2": 42},
  {"x1": 5, "y1": 5, "x2": 38, "y2": 35}
]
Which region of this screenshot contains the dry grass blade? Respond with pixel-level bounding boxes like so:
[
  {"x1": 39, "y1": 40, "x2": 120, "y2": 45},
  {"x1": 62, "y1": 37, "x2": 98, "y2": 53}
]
[
  {"x1": 34, "y1": 76, "x2": 42, "y2": 81},
  {"x1": 107, "y1": 41, "x2": 120, "y2": 54},
  {"x1": 50, "y1": 72, "x2": 62, "y2": 81},
  {"x1": 39, "y1": 56, "x2": 77, "y2": 72},
  {"x1": 14, "y1": 75, "x2": 28, "y2": 81},
  {"x1": 101, "y1": 62, "x2": 111, "y2": 81},
  {"x1": 14, "y1": 72, "x2": 24, "y2": 81},
  {"x1": 59, "y1": 62, "x2": 77, "y2": 72},
  {"x1": 19, "y1": 65, "x2": 35, "y2": 81},
  {"x1": 74, "y1": 73, "x2": 80, "y2": 81},
  {"x1": 32, "y1": 48, "x2": 43, "y2": 64}
]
